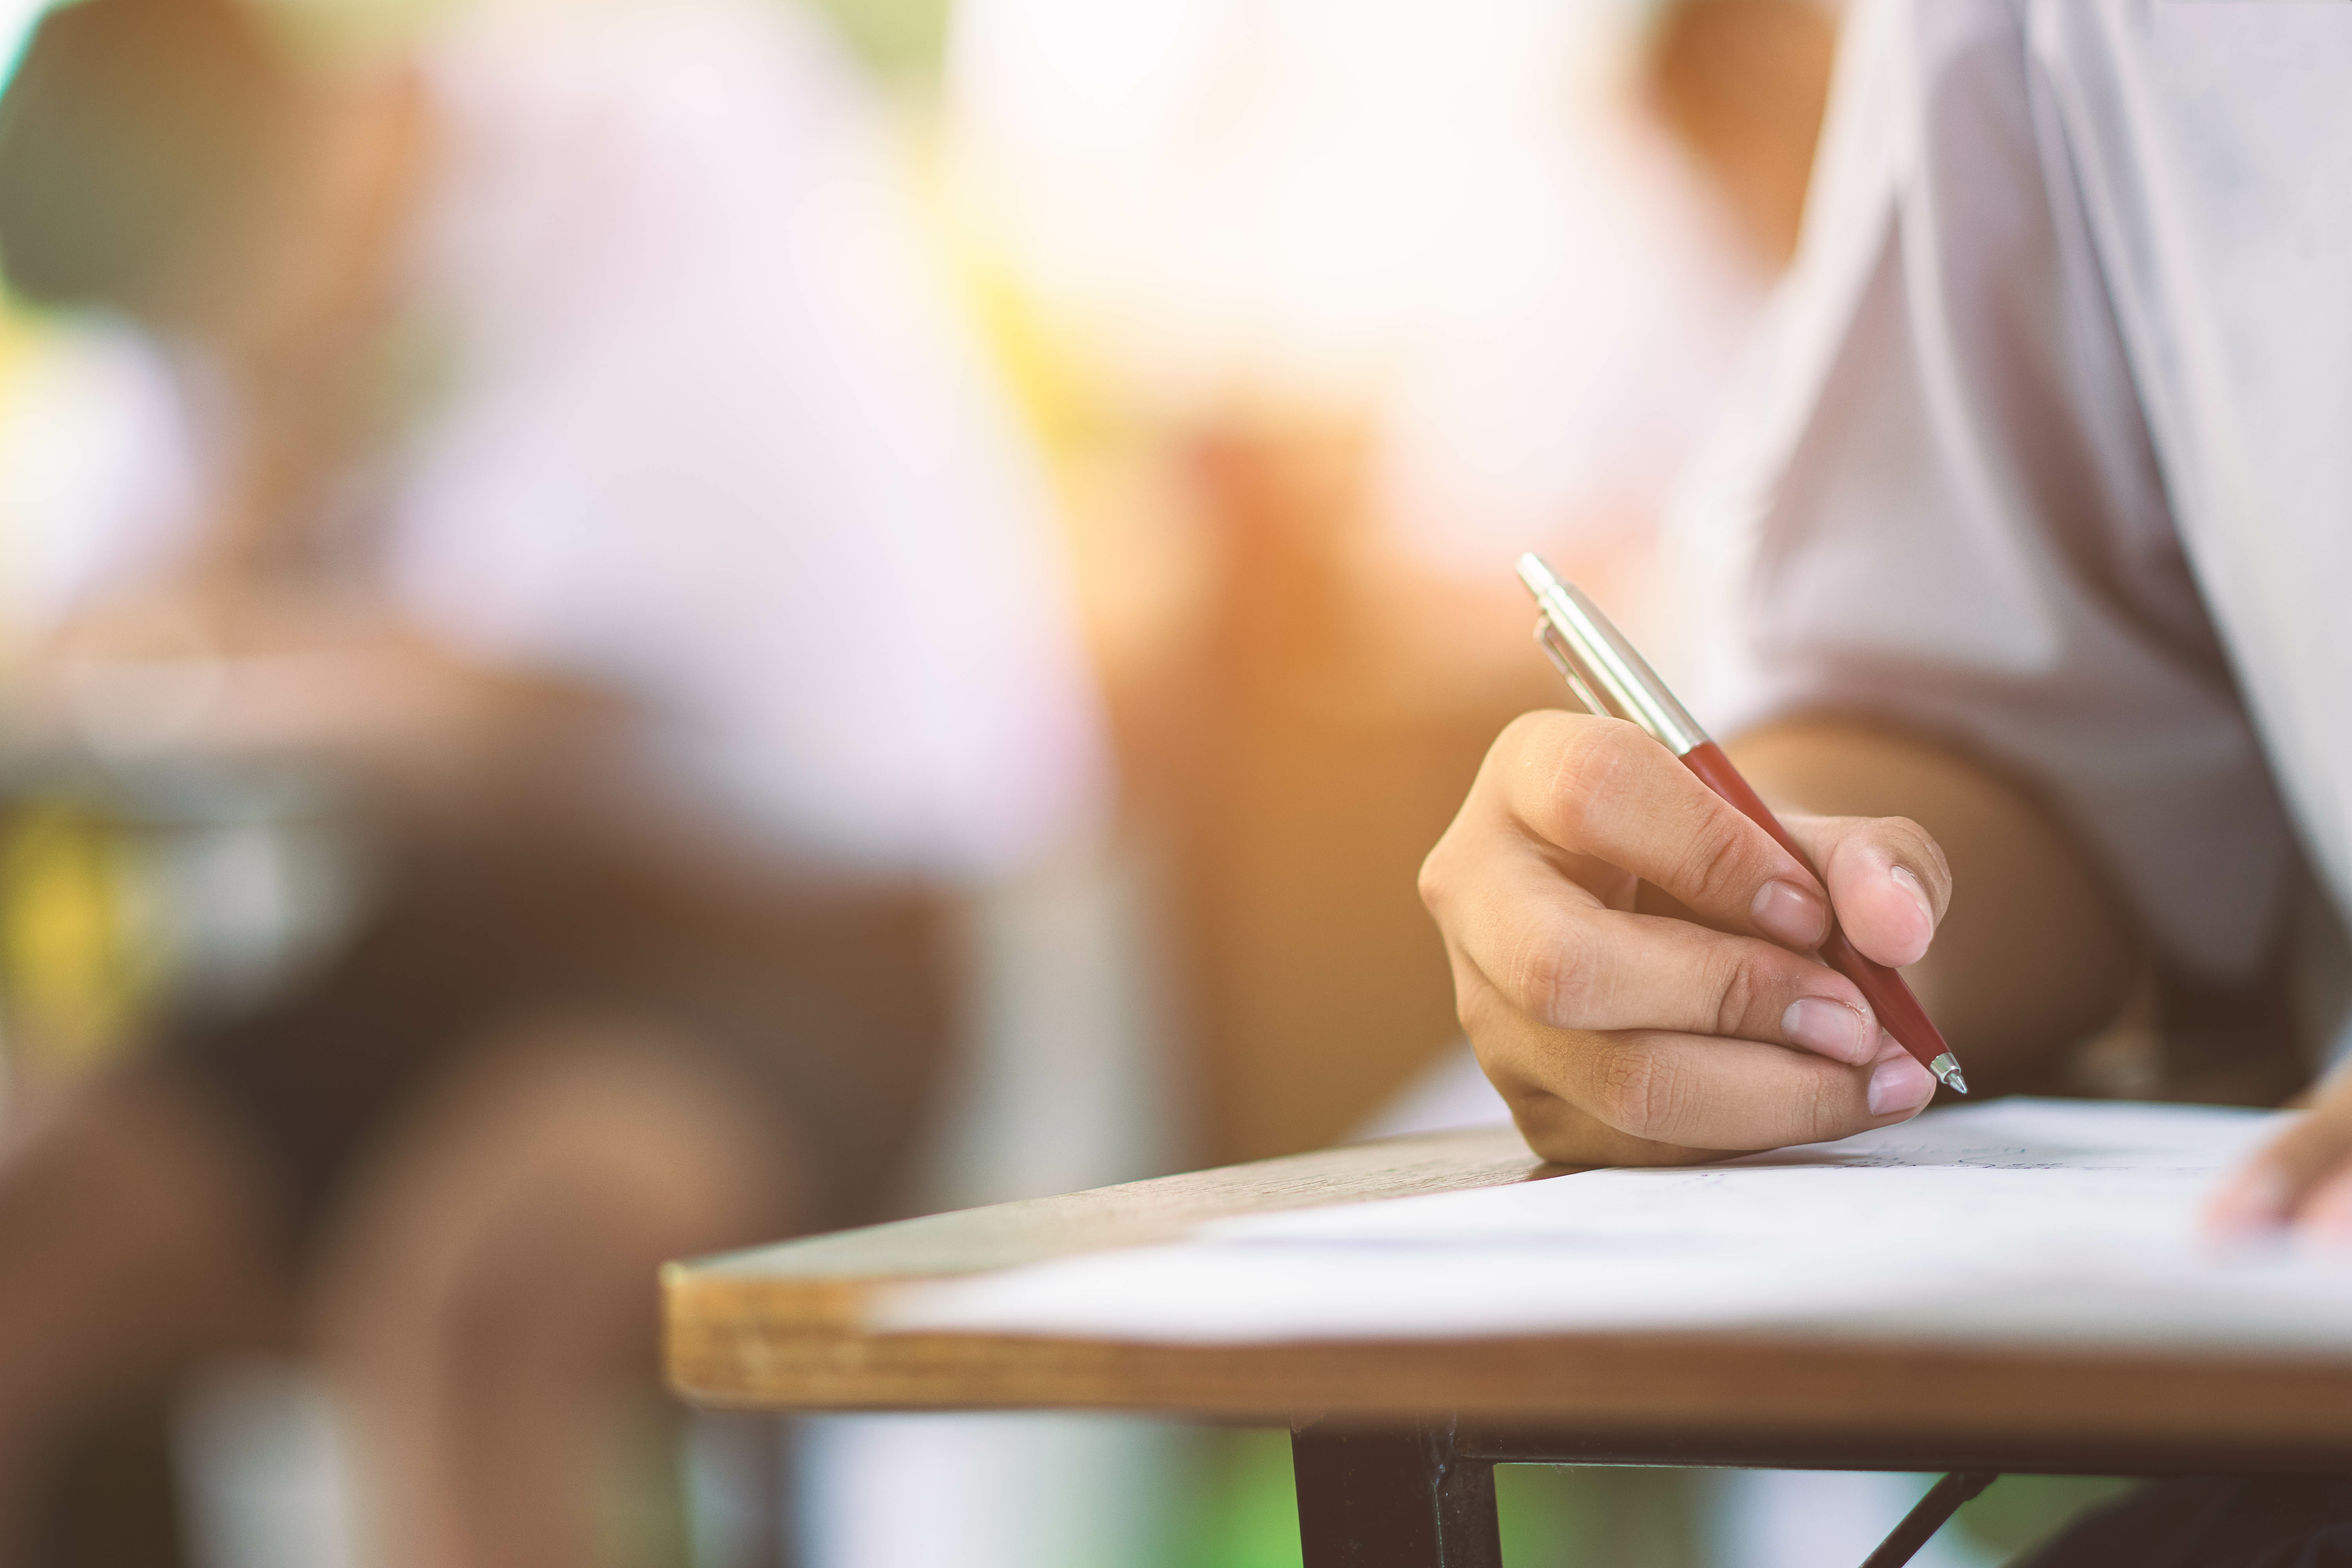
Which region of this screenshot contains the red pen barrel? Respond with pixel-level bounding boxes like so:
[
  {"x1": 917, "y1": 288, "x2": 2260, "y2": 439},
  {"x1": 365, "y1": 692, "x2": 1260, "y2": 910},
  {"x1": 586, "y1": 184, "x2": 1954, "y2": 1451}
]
[{"x1": 1679, "y1": 741, "x2": 1957, "y2": 1080}]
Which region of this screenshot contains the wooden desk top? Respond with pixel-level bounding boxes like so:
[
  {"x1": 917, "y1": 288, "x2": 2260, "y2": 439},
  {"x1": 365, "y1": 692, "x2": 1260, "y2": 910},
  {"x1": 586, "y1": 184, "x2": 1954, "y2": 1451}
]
[{"x1": 664, "y1": 1127, "x2": 2352, "y2": 1473}]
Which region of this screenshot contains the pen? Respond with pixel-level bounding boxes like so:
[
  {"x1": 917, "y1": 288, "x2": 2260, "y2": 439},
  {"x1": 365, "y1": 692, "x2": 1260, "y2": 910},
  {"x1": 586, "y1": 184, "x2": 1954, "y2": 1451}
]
[{"x1": 1516, "y1": 552, "x2": 1967, "y2": 1095}]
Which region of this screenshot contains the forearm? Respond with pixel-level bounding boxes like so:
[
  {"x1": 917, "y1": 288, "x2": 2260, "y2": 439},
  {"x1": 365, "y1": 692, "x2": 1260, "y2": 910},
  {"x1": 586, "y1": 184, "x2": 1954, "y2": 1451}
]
[{"x1": 1728, "y1": 716, "x2": 2142, "y2": 1088}]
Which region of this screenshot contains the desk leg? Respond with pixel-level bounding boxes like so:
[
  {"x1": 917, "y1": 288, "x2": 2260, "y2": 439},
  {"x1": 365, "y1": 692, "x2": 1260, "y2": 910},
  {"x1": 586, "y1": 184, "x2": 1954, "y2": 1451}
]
[{"x1": 1290, "y1": 1418, "x2": 1503, "y2": 1568}]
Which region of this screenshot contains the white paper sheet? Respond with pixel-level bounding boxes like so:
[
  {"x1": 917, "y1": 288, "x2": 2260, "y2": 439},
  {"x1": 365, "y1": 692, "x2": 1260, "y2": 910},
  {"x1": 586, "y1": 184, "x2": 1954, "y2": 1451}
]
[{"x1": 871, "y1": 1100, "x2": 2352, "y2": 1349}]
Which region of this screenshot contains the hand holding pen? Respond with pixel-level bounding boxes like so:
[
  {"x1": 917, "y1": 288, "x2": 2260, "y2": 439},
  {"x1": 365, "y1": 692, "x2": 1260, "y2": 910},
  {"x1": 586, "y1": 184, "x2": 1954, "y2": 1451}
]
[{"x1": 1417, "y1": 554, "x2": 1956, "y2": 1168}]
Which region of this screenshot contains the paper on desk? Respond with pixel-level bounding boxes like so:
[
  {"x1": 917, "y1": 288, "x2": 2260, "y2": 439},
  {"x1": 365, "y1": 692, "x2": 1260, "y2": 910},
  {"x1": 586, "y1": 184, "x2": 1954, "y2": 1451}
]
[{"x1": 871, "y1": 1100, "x2": 2352, "y2": 1349}]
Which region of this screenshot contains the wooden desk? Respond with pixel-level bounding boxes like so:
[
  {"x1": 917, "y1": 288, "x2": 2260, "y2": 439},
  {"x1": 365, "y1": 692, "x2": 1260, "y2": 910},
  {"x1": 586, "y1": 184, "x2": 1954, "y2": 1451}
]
[{"x1": 664, "y1": 1127, "x2": 2352, "y2": 1567}]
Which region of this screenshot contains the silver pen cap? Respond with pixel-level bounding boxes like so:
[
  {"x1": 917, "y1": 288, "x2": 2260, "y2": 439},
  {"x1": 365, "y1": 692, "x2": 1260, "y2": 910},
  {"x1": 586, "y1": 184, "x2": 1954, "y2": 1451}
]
[{"x1": 1516, "y1": 552, "x2": 1710, "y2": 757}]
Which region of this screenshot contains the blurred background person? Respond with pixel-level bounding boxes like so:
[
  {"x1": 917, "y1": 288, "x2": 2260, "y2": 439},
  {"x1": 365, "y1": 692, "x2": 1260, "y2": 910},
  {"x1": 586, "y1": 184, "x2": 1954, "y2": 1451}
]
[
  {"x1": 941, "y1": 0, "x2": 1837, "y2": 1173},
  {"x1": 0, "y1": 0, "x2": 1102, "y2": 1563}
]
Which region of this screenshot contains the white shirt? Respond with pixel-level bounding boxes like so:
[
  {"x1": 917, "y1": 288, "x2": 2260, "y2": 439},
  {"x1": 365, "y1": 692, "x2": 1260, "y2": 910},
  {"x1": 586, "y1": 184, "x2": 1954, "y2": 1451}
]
[
  {"x1": 1684, "y1": 0, "x2": 2352, "y2": 989},
  {"x1": 14, "y1": 0, "x2": 1107, "y2": 880},
  {"x1": 945, "y1": 0, "x2": 1769, "y2": 576}
]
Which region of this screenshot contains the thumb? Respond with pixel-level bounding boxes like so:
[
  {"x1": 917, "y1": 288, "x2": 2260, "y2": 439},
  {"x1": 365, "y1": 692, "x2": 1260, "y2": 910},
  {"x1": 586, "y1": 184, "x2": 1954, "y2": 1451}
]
[{"x1": 1782, "y1": 813, "x2": 1951, "y2": 969}]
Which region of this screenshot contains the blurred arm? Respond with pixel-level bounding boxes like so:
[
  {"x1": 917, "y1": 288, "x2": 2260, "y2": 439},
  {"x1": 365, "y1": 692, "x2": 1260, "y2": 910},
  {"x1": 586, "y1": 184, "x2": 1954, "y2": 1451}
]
[{"x1": 18, "y1": 580, "x2": 623, "y2": 817}]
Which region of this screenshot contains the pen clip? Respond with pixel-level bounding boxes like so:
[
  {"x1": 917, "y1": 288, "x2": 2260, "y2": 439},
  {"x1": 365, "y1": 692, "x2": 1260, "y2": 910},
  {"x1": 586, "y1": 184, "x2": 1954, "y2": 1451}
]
[
  {"x1": 1534, "y1": 617, "x2": 1608, "y2": 719},
  {"x1": 1519, "y1": 552, "x2": 1710, "y2": 755}
]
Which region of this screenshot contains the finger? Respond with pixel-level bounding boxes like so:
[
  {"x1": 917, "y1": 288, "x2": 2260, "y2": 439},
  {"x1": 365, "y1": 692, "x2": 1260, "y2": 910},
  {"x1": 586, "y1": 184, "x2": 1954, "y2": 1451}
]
[
  {"x1": 1445, "y1": 851, "x2": 1879, "y2": 1063},
  {"x1": 1783, "y1": 813, "x2": 1952, "y2": 969},
  {"x1": 1541, "y1": 1030, "x2": 1935, "y2": 1152},
  {"x1": 2202, "y1": 1109, "x2": 2347, "y2": 1238},
  {"x1": 2296, "y1": 1162, "x2": 2352, "y2": 1247},
  {"x1": 1468, "y1": 1003, "x2": 1935, "y2": 1162},
  {"x1": 1495, "y1": 712, "x2": 1832, "y2": 951},
  {"x1": 1521, "y1": 1032, "x2": 1934, "y2": 1161},
  {"x1": 2203, "y1": 1154, "x2": 2292, "y2": 1238}
]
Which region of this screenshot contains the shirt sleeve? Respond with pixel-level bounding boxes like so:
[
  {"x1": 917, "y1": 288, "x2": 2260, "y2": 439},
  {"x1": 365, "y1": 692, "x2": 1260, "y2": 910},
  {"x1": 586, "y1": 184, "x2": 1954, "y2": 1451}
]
[{"x1": 1671, "y1": 0, "x2": 2296, "y2": 980}]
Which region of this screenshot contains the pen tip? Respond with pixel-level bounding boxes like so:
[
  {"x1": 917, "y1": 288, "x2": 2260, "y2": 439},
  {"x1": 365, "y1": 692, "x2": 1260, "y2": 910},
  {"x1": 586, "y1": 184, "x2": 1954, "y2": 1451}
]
[{"x1": 1930, "y1": 1053, "x2": 1967, "y2": 1096}]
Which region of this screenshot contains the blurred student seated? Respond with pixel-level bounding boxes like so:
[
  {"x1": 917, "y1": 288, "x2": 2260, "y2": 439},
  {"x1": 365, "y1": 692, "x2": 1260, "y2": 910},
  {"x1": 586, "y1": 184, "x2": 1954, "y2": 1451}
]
[{"x1": 0, "y1": 0, "x2": 1102, "y2": 1560}]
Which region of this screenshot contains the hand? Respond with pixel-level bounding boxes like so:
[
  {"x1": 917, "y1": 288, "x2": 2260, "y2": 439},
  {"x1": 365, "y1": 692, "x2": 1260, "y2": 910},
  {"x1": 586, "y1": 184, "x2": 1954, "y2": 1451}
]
[
  {"x1": 2205, "y1": 1072, "x2": 2352, "y2": 1242},
  {"x1": 1419, "y1": 710, "x2": 1952, "y2": 1167}
]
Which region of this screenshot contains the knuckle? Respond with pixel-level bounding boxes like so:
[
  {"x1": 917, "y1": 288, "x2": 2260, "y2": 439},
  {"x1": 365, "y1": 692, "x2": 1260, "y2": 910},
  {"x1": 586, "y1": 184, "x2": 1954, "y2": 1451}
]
[
  {"x1": 1416, "y1": 840, "x2": 1452, "y2": 916},
  {"x1": 1454, "y1": 971, "x2": 1506, "y2": 1040},
  {"x1": 1592, "y1": 1044, "x2": 1680, "y2": 1139},
  {"x1": 1679, "y1": 812, "x2": 1766, "y2": 913},
  {"x1": 1495, "y1": 708, "x2": 1569, "y2": 759},
  {"x1": 1545, "y1": 719, "x2": 1650, "y2": 846},
  {"x1": 1708, "y1": 951, "x2": 1767, "y2": 1040},
  {"x1": 1800, "y1": 1064, "x2": 1859, "y2": 1141},
  {"x1": 1428, "y1": 716, "x2": 1562, "y2": 906},
  {"x1": 1490, "y1": 710, "x2": 1576, "y2": 798},
  {"x1": 1504, "y1": 917, "x2": 1596, "y2": 1027}
]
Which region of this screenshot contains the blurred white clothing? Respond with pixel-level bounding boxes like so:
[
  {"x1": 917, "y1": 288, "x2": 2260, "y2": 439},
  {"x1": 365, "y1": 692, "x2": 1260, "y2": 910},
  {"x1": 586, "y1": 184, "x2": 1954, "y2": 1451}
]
[
  {"x1": 946, "y1": 0, "x2": 1769, "y2": 575},
  {"x1": 1682, "y1": 0, "x2": 2352, "y2": 985},
  {"x1": 1369, "y1": 95, "x2": 1766, "y2": 579},
  {"x1": 12, "y1": 0, "x2": 1105, "y2": 880}
]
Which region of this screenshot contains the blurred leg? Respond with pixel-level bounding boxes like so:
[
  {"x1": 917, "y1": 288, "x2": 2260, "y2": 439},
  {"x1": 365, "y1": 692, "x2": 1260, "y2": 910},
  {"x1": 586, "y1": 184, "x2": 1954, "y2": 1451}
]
[
  {"x1": 0, "y1": 1073, "x2": 292, "y2": 1563},
  {"x1": 307, "y1": 1021, "x2": 796, "y2": 1568}
]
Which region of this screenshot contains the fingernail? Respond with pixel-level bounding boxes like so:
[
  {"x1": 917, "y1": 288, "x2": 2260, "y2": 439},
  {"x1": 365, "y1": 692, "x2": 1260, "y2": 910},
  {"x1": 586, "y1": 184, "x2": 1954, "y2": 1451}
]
[
  {"x1": 1751, "y1": 878, "x2": 1827, "y2": 948},
  {"x1": 2205, "y1": 1163, "x2": 2290, "y2": 1236},
  {"x1": 1866, "y1": 1047, "x2": 1936, "y2": 1116},
  {"x1": 1889, "y1": 865, "x2": 1934, "y2": 933},
  {"x1": 1783, "y1": 996, "x2": 1873, "y2": 1063},
  {"x1": 2305, "y1": 1196, "x2": 2352, "y2": 1248}
]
